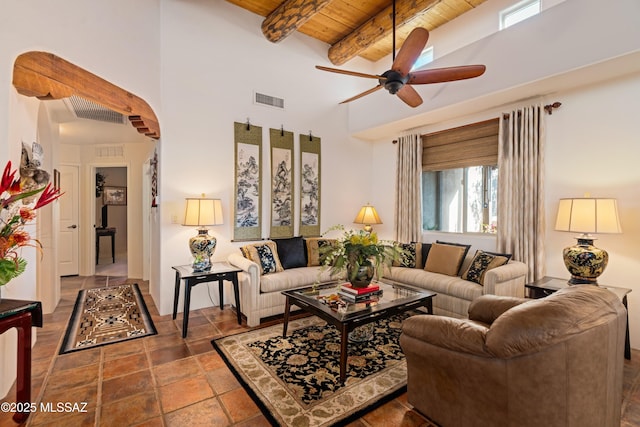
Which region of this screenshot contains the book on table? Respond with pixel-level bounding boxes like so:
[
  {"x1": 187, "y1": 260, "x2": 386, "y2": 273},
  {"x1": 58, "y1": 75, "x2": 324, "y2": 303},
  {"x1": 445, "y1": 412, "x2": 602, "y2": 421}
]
[
  {"x1": 338, "y1": 290, "x2": 382, "y2": 303},
  {"x1": 340, "y1": 283, "x2": 380, "y2": 295}
]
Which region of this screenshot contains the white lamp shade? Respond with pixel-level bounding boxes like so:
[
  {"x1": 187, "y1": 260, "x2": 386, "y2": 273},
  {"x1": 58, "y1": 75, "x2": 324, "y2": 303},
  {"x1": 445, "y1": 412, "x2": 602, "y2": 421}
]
[
  {"x1": 554, "y1": 198, "x2": 621, "y2": 234},
  {"x1": 183, "y1": 198, "x2": 223, "y2": 227},
  {"x1": 353, "y1": 205, "x2": 382, "y2": 225}
]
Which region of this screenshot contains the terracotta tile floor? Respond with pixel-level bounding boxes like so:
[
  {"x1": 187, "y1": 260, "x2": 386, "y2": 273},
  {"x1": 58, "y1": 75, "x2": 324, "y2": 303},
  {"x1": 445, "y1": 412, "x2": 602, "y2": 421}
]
[{"x1": 1, "y1": 274, "x2": 640, "y2": 426}]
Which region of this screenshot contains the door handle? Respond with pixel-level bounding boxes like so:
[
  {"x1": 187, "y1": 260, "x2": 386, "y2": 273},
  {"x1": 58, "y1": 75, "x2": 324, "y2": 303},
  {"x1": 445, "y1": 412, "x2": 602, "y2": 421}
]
[{"x1": 67, "y1": 225, "x2": 78, "y2": 229}]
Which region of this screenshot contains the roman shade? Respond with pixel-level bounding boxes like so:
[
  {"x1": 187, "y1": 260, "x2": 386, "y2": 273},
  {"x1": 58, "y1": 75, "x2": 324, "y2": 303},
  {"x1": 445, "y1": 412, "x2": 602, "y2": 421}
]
[{"x1": 422, "y1": 118, "x2": 499, "y2": 171}]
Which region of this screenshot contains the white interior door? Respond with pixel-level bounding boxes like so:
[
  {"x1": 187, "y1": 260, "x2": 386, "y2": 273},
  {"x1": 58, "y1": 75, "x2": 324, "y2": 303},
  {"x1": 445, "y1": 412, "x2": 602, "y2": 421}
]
[{"x1": 58, "y1": 165, "x2": 79, "y2": 276}]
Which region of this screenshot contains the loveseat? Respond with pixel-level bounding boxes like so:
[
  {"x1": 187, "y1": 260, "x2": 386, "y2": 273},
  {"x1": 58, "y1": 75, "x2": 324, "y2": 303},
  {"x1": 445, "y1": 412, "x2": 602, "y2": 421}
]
[
  {"x1": 227, "y1": 237, "x2": 527, "y2": 327},
  {"x1": 400, "y1": 285, "x2": 627, "y2": 427}
]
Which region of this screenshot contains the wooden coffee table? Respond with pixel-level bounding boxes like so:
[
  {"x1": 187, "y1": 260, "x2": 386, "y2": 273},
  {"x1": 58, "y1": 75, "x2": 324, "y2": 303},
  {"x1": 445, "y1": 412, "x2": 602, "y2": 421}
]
[{"x1": 282, "y1": 280, "x2": 436, "y2": 383}]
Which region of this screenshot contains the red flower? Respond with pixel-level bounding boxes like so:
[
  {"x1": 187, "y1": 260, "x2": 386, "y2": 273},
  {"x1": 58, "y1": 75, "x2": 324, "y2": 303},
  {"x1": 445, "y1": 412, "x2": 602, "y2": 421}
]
[
  {"x1": 19, "y1": 207, "x2": 36, "y2": 222},
  {"x1": 11, "y1": 230, "x2": 30, "y2": 246},
  {"x1": 33, "y1": 183, "x2": 63, "y2": 210},
  {"x1": 0, "y1": 161, "x2": 16, "y2": 194}
]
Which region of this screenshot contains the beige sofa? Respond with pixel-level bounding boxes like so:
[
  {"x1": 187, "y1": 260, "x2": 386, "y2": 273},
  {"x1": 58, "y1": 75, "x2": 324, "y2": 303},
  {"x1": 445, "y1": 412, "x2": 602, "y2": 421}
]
[
  {"x1": 228, "y1": 238, "x2": 528, "y2": 327},
  {"x1": 400, "y1": 285, "x2": 627, "y2": 427}
]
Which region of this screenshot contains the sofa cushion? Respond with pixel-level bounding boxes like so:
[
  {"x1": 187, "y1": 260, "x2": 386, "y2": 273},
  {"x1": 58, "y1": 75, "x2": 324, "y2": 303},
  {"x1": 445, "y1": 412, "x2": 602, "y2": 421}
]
[
  {"x1": 273, "y1": 236, "x2": 307, "y2": 269},
  {"x1": 240, "y1": 241, "x2": 284, "y2": 275},
  {"x1": 305, "y1": 238, "x2": 337, "y2": 267},
  {"x1": 259, "y1": 267, "x2": 339, "y2": 293},
  {"x1": 462, "y1": 250, "x2": 510, "y2": 285},
  {"x1": 386, "y1": 266, "x2": 483, "y2": 301},
  {"x1": 424, "y1": 243, "x2": 468, "y2": 276},
  {"x1": 393, "y1": 242, "x2": 423, "y2": 268}
]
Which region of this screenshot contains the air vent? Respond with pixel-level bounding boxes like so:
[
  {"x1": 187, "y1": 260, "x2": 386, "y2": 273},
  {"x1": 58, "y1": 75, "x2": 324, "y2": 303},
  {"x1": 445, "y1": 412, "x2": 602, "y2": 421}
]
[
  {"x1": 64, "y1": 95, "x2": 126, "y2": 124},
  {"x1": 254, "y1": 92, "x2": 285, "y2": 109},
  {"x1": 95, "y1": 146, "x2": 125, "y2": 158}
]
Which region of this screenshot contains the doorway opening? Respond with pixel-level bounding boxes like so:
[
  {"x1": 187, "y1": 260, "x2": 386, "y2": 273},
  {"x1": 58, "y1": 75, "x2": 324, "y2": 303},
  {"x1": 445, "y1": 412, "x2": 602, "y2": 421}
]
[{"x1": 95, "y1": 166, "x2": 128, "y2": 276}]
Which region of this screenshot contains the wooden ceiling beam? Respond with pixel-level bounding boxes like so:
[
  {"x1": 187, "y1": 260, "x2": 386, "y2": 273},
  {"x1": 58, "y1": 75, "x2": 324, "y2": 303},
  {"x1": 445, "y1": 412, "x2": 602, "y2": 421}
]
[
  {"x1": 13, "y1": 51, "x2": 160, "y2": 139},
  {"x1": 262, "y1": 0, "x2": 333, "y2": 43},
  {"x1": 328, "y1": 0, "x2": 439, "y2": 66}
]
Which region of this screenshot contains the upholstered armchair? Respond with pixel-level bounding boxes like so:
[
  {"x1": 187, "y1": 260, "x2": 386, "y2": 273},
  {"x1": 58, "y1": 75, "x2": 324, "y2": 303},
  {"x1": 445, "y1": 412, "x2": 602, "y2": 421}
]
[{"x1": 400, "y1": 285, "x2": 627, "y2": 427}]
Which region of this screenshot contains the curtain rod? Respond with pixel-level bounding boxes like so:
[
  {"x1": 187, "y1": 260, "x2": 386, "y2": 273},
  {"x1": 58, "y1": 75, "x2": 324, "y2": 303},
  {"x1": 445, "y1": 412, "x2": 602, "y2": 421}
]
[{"x1": 502, "y1": 102, "x2": 562, "y2": 119}]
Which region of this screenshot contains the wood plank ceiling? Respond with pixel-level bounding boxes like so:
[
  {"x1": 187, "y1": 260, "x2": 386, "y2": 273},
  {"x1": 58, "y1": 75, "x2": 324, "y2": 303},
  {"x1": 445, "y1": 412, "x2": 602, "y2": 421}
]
[{"x1": 225, "y1": 0, "x2": 487, "y2": 65}]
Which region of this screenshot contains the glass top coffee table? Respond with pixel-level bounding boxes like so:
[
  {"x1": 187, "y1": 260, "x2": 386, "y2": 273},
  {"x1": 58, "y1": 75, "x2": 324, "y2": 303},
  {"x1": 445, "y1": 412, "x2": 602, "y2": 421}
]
[{"x1": 282, "y1": 279, "x2": 436, "y2": 383}]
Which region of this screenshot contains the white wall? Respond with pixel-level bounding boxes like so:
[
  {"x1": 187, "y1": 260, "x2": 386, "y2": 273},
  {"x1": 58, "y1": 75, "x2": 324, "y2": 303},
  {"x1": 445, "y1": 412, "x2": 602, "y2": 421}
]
[{"x1": 157, "y1": 0, "x2": 375, "y2": 314}]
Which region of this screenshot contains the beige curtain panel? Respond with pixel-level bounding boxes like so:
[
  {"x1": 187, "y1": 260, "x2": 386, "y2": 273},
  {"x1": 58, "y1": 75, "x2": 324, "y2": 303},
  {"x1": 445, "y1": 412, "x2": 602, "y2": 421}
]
[
  {"x1": 395, "y1": 134, "x2": 422, "y2": 243},
  {"x1": 497, "y1": 104, "x2": 546, "y2": 282}
]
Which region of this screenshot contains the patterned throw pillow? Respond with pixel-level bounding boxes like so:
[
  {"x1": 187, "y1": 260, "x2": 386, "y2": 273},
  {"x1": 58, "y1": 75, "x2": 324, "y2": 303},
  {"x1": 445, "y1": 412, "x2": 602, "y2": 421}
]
[
  {"x1": 305, "y1": 238, "x2": 337, "y2": 267},
  {"x1": 462, "y1": 250, "x2": 509, "y2": 285},
  {"x1": 240, "y1": 241, "x2": 284, "y2": 275},
  {"x1": 393, "y1": 242, "x2": 423, "y2": 268}
]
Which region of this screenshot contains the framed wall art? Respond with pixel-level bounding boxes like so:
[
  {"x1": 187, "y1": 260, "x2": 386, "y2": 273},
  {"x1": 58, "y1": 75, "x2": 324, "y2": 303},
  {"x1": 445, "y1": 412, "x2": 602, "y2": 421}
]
[
  {"x1": 270, "y1": 128, "x2": 294, "y2": 238},
  {"x1": 103, "y1": 186, "x2": 127, "y2": 206},
  {"x1": 233, "y1": 121, "x2": 262, "y2": 241},
  {"x1": 299, "y1": 133, "x2": 321, "y2": 237}
]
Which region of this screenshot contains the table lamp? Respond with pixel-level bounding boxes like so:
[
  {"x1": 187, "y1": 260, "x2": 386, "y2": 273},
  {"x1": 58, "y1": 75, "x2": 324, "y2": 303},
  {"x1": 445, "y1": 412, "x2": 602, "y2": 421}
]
[
  {"x1": 183, "y1": 195, "x2": 223, "y2": 271},
  {"x1": 353, "y1": 204, "x2": 382, "y2": 233},
  {"x1": 554, "y1": 197, "x2": 621, "y2": 285}
]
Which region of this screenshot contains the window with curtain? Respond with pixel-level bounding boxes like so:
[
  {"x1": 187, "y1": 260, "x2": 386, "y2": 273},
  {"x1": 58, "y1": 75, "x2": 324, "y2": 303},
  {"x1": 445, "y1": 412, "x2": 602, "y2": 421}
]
[{"x1": 421, "y1": 118, "x2": 499, "y2": 233}]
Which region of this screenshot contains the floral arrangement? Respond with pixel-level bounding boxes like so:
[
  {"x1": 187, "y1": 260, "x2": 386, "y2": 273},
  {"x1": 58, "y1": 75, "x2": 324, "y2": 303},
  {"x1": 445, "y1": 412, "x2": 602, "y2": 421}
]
[
  {"x1": 0, "y1": 161, "x2": 62, "y2": 286},
  {"x1": 320, "y1": 225, "x2": 404, "y2": 283}
]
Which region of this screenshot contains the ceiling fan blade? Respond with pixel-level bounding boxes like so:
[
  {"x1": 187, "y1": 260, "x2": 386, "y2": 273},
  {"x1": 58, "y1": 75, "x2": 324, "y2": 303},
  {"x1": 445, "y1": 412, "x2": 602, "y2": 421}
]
[
  {"x1": 396, "y1": 84, "x2": 423, "y2": 108},
  {"x1": 339, "y1": 85, "x2": 383, "y2": 104},
  {"x1": 408, "y1": 65, "x2": 486, "y2": 85},
  {"x1": 316, "y1": 65, "x2": 385, "y2": 80},
  {"x1": 391, "y1": 28, "x2": 429, "y2": 76}
]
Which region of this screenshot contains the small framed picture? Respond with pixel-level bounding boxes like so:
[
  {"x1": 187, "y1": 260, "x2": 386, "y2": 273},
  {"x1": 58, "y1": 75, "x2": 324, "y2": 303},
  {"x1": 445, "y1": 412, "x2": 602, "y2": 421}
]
[
  {"x1": 103, "y1": 186, "x2": 127, "y2": 206},
  {"x1": 53, "y1": 169, "x2": 60, "y2": 191}
]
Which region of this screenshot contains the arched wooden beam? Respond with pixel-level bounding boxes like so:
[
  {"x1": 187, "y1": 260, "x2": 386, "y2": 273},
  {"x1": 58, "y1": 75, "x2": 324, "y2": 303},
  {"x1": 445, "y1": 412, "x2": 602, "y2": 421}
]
[
  {"x1": 328, "y1": 0, "x2": 439, "y2": 66},
  {"x1": 262, "y1": 0, "x2": 333, "y2": 43},
  {"x1": 12, "y1": 51, "x2": 160, "y2": 139}
]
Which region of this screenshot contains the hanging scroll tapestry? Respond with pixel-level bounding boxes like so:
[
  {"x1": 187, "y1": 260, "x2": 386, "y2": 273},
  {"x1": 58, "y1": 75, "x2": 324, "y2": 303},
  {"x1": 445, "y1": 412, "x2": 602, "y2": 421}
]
[
  {"x1": 270, "y1": 128, "x2": 294, "y2": 238},
  {"x1": 234, "y1": 122, "x2": 262, "y2": 241},
  {"x1": 299, "y1": 134, "x2": 321, "y2": 237}
]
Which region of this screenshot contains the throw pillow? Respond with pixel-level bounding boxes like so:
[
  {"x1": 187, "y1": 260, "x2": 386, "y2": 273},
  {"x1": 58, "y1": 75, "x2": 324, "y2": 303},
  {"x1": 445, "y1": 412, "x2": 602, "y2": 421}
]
[
  {"x1": 240, "y1": 241, "x2": 284, "y2": 275},
  {"x1": 484, "y1": 250, "x2": 513, "y2": 263},
  {"x1": 462, "y1": 250, "x2": 509, "y2": 285},
  {"x1": 424, "y1": 243, "x2": 468, "y2": 276},
  {"x1": 421, "y1": 243, "x2": 432, "y2": 268},
  {"x1": 393, "y1": 242, "x2": 423, "y2": 268},
  {"x1": 305, "y1": 237, "x2": 337, "y2": 267},
  {"x1": 272, "y1": 236, "x2": 307, "y2": 269}
]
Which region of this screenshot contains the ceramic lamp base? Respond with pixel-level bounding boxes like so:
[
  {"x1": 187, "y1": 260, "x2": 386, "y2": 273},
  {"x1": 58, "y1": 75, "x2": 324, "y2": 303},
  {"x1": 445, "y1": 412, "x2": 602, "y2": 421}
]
[
  {"x1": 562, "y1": 237, "x2": 608, "y2": 285},
  {"x1": 189, "y1": 229, "x2": 217, "y2": 272}
]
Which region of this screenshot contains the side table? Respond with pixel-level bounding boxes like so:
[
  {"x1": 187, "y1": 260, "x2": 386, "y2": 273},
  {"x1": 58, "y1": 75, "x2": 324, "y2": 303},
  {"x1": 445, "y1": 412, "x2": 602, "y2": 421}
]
[
  {"x1": 526, "y1": 276, "x2": 631, "y2": 360},
  {"x1": 96, "y1": 227, "x2": 116, "y2": 264},
  {"x1": 172, "y1": 263, "x2": 243, "y2": 338},
  {"x1": 0, "y1": 299, "x2": 43, "y2": 423}
]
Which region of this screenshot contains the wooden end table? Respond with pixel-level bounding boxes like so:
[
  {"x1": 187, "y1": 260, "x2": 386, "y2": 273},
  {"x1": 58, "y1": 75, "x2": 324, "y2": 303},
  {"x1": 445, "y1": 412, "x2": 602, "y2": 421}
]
[
  {"x1": 282, "y1": 280, "x2": 436, "y2": 383},
  {"x1": 172, "y1": 263, "x2": 242, "y2": 338},
  {"x1": 0, "y1": 299, "x2": 43, "y2": 423},
  {"x1": 525, "y1": 276, "x2": 631, "y2": 360}
]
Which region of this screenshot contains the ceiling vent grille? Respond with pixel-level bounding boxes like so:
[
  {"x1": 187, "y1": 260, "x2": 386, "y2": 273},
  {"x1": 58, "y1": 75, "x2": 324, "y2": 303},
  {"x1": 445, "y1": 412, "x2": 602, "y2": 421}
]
[
  {"x1": 254, "y1": 92, "x2": 285, "y2": 109},
  {"x1": 65, "y1": 95, "x2": 126, "y2": 124},
  {"x1": 95, "y1": 145, "x2": 125, "y2": 158}
]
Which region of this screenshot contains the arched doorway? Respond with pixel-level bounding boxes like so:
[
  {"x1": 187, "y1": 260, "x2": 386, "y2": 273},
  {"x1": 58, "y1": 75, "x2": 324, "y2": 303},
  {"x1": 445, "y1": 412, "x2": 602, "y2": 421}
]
[{"x1": 12, "y1": 51, "x2": 160, "y2": 311}]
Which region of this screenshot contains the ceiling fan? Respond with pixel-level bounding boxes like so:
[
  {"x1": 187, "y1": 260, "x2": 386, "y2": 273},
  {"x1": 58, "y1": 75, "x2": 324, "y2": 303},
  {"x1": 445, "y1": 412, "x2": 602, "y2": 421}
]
[{"x1": 316, "y1": 1, "x2": 486, "y2": 108}]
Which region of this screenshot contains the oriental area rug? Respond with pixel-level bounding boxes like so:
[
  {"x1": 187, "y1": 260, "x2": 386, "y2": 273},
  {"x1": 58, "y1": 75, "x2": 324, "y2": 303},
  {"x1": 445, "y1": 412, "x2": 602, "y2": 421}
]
[
  {"x1": 60, "y1": 283, "x2": 157, "y2": 354},
  {"x1": 212, "y1": 313, "x2": 415, "y2": 427}
]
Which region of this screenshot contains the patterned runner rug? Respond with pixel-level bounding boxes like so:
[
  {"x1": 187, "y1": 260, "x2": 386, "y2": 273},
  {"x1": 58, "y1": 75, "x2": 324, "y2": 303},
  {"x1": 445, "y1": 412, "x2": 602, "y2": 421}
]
[
  {"x1": 60, "y1": 283, "x2": 157, "y2": 354},
  {"x1": 213, "y1": 313, "x2": 417, "y2": 427}
]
